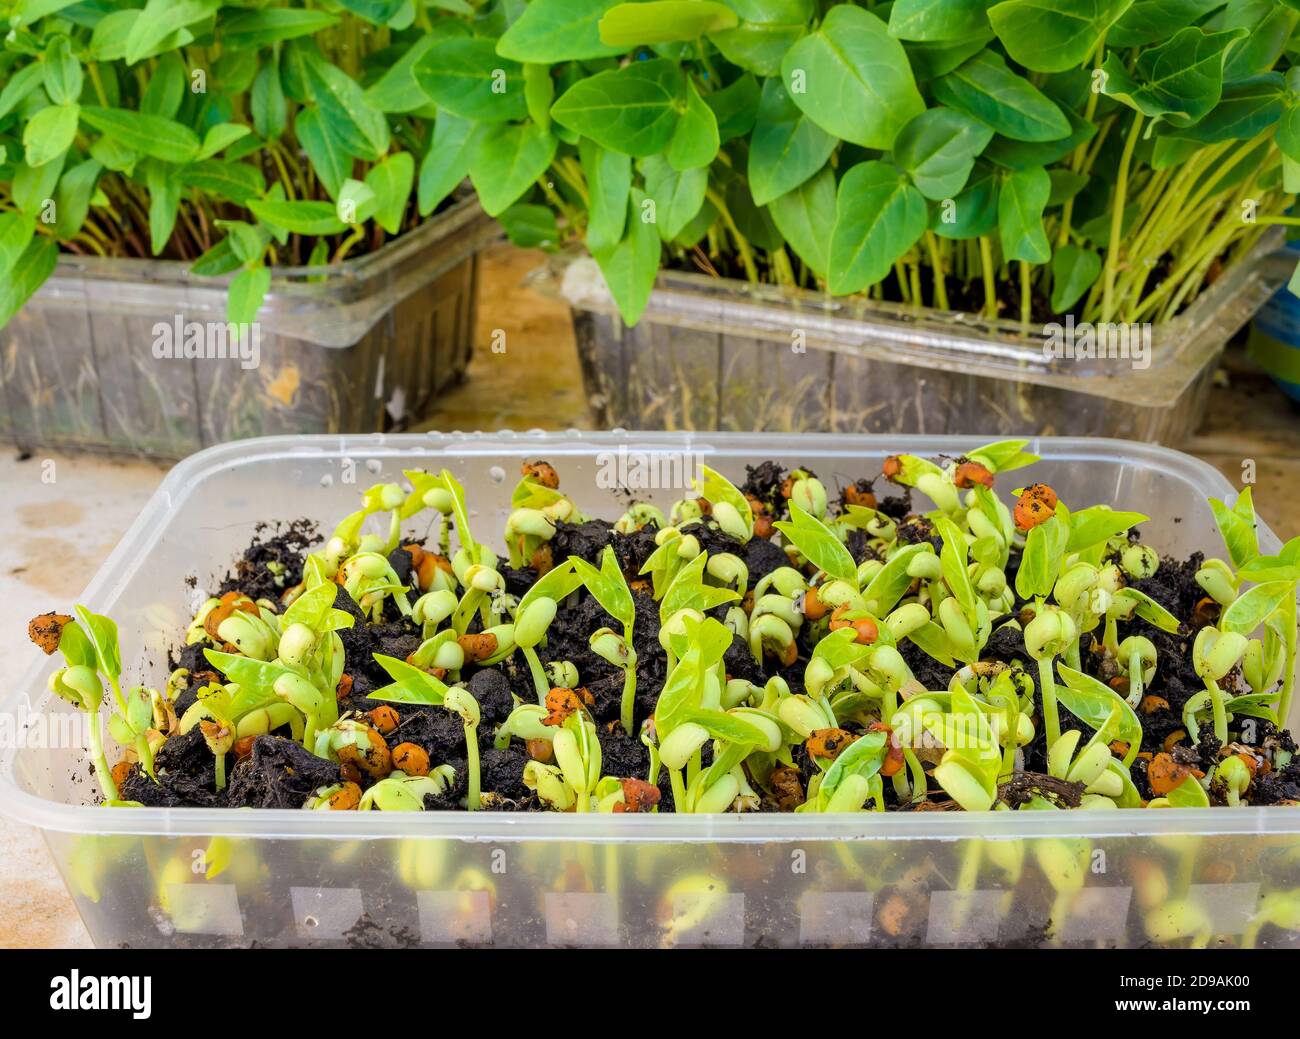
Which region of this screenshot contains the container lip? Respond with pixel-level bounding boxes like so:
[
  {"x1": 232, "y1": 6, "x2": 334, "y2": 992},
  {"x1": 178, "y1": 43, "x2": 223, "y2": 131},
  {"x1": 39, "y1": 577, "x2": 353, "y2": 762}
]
[
  {"x1": 40, "y1": 194, "x2": 485, "y2": 289},
  {"x1": 2, "y1": 431, "x2": 1286, "y2": 841}
]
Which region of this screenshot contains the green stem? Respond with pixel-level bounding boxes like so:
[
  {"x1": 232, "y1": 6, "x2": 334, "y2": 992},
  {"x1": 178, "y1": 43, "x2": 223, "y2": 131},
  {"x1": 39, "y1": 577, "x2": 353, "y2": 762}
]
[
  {"x1": 214, "y1": 751, "x2": 226, "y2": 793},
  {"x1": 1038, "y1": 655, "x2": 1061, "y2": 750},
  {"x1": 706, "y1": 188, "x2": 759, "y2": 282},
  {"x1": 86, "y1": 712, "x2": 119, "y2": 802},
  {"x1": 524, "y1": 646, "x2": 550, "y2": 705},
  {"x1": 465, "y1": 724, "x2": 481, "y2": 810},
  {"x1": 670, "y1": 767, "x2": 688, "y2": 814},
  {"x1": 1019, "y1": 261, "x2": 1032, "y2": 325},
  {"x1": 979, "y1": 236, "x2": 997, "y2": 319},
  {"x1": 619, "y1": 658, "x2": 637, "y2": 737},
  {"x1": 924, "y1": 231, "x2": 949, "y2": 310},
  {"x1": 1101, "y1": 111, "x2": 1143, "y2": 324},
  {"x1": 1207, "y1": 678, "x2": 1227, "y2": 745}
]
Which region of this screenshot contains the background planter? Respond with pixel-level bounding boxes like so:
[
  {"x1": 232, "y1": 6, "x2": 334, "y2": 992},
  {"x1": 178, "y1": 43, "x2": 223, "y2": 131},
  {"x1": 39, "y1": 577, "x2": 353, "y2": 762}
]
[
  {"x1": 0, "y1": 197, "x2": 499, "y2": 459},
  {"x1": 1, "y1": 431, "x2": 1297, "y2": 948},
  {"x1": 563, "y1": 230, "x2": 1291, "y2": 443}
]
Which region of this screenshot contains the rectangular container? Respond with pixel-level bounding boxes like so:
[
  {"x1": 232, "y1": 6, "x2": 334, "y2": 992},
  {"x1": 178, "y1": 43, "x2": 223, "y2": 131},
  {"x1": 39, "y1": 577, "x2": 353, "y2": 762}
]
[
  {"x1": 0, "y1": 197, "x2": 499, "y2": 460},
  {"x1": 563, "y1": 229, "x2": 1291, "y2": 443},
  {"x1": 1, "y1": 431, "x2": 1297, "y2": 949}
]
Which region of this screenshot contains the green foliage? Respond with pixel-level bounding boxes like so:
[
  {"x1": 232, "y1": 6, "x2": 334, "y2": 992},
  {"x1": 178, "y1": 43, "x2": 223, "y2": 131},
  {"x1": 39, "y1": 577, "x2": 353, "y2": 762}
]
[{"x1": 0, "y1": 1, "x2": 482, "y2": 329}]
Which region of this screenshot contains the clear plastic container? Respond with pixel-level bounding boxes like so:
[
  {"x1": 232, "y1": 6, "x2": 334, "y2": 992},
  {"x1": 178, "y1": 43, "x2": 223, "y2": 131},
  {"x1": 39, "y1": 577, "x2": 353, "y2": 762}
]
[
  {"x1": 0, "y1": 198, "x2": 499, "y2": 460},
  {"x1": 1, "y1": 431, "x2": 1296, "y2": 948},
  {"x1": 562, "y1": 230, "x2": 1291, "y2": 443}
]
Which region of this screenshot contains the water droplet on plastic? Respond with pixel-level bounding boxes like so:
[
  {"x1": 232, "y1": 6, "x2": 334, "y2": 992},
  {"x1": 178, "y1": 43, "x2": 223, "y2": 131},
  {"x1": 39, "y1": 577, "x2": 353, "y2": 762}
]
[
  {"x1": 365, "y1": 459, "x2": 382, "y2": 474},
  {"x1": 489, "y1": 466, "x2": 506, "y2": 484},
  {"x1": 319, "y1": 474, "x2": 334, "y2": 487}
]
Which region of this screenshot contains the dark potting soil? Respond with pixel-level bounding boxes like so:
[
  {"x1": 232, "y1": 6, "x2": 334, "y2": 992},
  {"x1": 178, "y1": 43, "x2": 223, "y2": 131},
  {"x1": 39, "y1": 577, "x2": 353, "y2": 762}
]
[{"x1": 119, "y1": 457, "x2": 1293, "y2": 817}]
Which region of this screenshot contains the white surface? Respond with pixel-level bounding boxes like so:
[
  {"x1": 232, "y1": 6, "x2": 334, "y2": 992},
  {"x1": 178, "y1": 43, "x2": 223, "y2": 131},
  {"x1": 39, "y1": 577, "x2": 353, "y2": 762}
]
[{"x1": 0, "y1": 449, "x2": 167, "y2": 948}]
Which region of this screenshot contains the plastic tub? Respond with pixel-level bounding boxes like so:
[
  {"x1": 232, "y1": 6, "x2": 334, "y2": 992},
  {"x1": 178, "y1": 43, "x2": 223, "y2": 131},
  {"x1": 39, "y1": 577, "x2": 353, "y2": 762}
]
[
  {"x1": 562, "y1": 230, "x2": 1291, "y2": 443},
  {"x1": 1, "y1": 431, "x2": 1296, "y2": 948},
  {"x1": 0, "y1": 197, "x2": 499, "y2": 460}
]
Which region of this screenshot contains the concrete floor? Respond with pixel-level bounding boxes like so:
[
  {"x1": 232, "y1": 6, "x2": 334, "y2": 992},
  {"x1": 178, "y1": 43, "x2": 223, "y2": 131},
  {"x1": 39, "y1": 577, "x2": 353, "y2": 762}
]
[{"x1": 1, "y1": 239, "x2": 1297, "y2": 948}]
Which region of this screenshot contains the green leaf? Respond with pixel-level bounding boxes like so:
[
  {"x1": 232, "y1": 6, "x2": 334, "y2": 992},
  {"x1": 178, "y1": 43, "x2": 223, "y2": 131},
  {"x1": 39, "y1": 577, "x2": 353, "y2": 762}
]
[
  {"x1": 1050, "y1": 244, "x2": 1102, "y2": 313},
  {"x1": 220, "y1": 8, "x2": 341, "y2": 49},
  {"x1": 641, "y1": 156, "x2": 707, "y2": 242},
  {"x1": 551, "y1": 59, "x2": 684, "y2": 156},
  {"x1": 303, "y1": 55, "x2": 390, "y2": 161},
  {"x1": 198, "y1": 124, "x2": 251, "y2": 161},
  {"x1": 988, "y1": 0, "x2": 1134, "y2": 74},
  {"x1": 681, "y1": 707, "x2": 768, "y2": 746},
  {"x1": 889, "y1": 0, "x2": 995, "y2": 40},
  {"x1": 295, "y1": 107, "x2": 350, "y2": 199},
  {"x1": 819, "y1": 729, "x2": 888, "y2": 807},
  {"x1": 252, "y1": 58, "x2": 288, "y2": 140},
  {"x1": 1015, "y1": 512, "x2": 1069, "y2": 598},
  {"x1": 828, "y1": 160, "x2": 928, "y2": 295},
  {"x1": 967, "y1": 439, "x2": 1040, "y2": 472},
  {"x1": 469, "y1": 122, "x2": 557, "y2": 217},
  {"x1": 933, "y1": 49, "x2": 1071, "y2": 141},
  {"x1": 1165, "y1": 74, "x2": 1284, "y2": 144},
  {"x1": 863, "y1": 543, "x2": 935, "y2": 615},
  {"x1": 497, "y1": 0, "x2": 626, "y2": 62},
  {"x1": 748, "y1": 76, "x2": 836, "y2": 206},
  {"x1": 368, "y1": 653, "x2": 449, "y2": 706},
  {"x1": 573, "y1": 546, "x2": 636, "y2": 628},
  {"x1": 179, "y1": 160, "x2": 266, "y2": 206},
  {"x1": 524, "y1": 63, "x2": 554, "y2": 131},
  {"x1": 0, "y1": 236, "x2": 57, "y2": 327},
  {"x1": 600, "y1": 0, "x2": 738, "y2": 43},
  {"x1": 893, "y1": 106, "x2": 994, "y2": 200},
  {"x1": 74, "y1": 606, "x2": 122, "y2": 684},
  {"x1": 80, "y1": 106, "x2": 200, "y2": 164},
  {"x1": 0, "y1": 64, "x2": 45, "y2": 121},
  {"x1": 364, "y1": 151, "x2": 415, "y2": 234},
  {"x1": 125, "y1": 0, "x2": 217, "y2": 66},
  {"x1": 140, "y1": 52, "x2": 185, "y2": 118},
  {"x1": 781, "y1": 5, "x2": 924, "y2": 150},
  {"x1": 935, "y1": 516, "x2": 977, "y2": 613},
  {"x1": 0, "y1": 214, "x2": 36, "y2": 279},
  {"x1": 704, "y1": 72, "x2": 760, "y2": 140},
  {"x1": 1210, "y1": 490, "x2": 1258, "y2": 569},
  {"x1": 773, "y1": 501, "x2": 858, "y2": 582},
  {"x1": 712, "y1": 17, "x2": 808, "y2": 76},
  {"x1": 42, "y1": 34, "x2": 83, "y2": 106},
  {"x1": 145, "y1": 160, "x2": 179, "y2": 255},
  {"x1": 415, "y1": 37, "x2": 527, "y2": 122},
  {"x1": 1099, "y1": 26, "x2": 1245, "y2": 128},
  {"x1": 698, "y1": 465, "x2": 755, "y2": 540},
  {"x1": 666, "y1": 78, "x2": 719, "y2": 170},
  {"x1": 592, "y1": 188, "x2": 662, "y2": 325},
  {"x1": 931, "y1": 164, "x2": 999, "y2": 239},
  {"x1": 1221, "y1": 581, "x2": 1294, "y2": 635},
  {"x1": 500, "y1": 204, "x2": 559, "y2": 248},
  {"x1": 1107, "y1": 0, "x2": 1225, "y2": 47},
  {"x1": 581, "y1": 137, "x2": 631, "y2": 254},
  {"x1": 997, "y1": 166, "x2": 1051, "y2": 263},
  {"x1": 984, "y1": 107, "x2": 1097, "y2": 169},
  {"x1": 227, "y1": 265, "x2": 269, "y2": 326},
  {"x1": 769, "y1": 164, "x2": 835, "y2": 278},
  {"x1": 248, "y1": 199, "x2": 348, "y2": 236},
  {"x1": 419, "y1": 112, "x2": 478, "y2": 216},
  {"x1": 23, "y1": 103, "x2": 79, "y2": 168},
  {"x1": 516, "y1": 558, "x2": 583, "y2": 620},
  {"x1": 365, "y1": 36, "x2": 441, "y2": 114},
  {"x1": 1056, "y1": 664, "x2": 1142, "y2": 765},
  {"x1": 337, "y1": 180, "x2": 378, "y2": 226}
]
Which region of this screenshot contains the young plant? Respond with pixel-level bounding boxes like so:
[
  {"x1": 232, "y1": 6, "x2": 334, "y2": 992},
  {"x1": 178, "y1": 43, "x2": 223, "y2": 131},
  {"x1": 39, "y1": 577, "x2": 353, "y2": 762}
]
[
  {"x1": 366, "y1": 654, "x2": 484, "y2": 811},
  {"x1": 573, "y1": 546, "x2": 638, "y2": 734}
]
